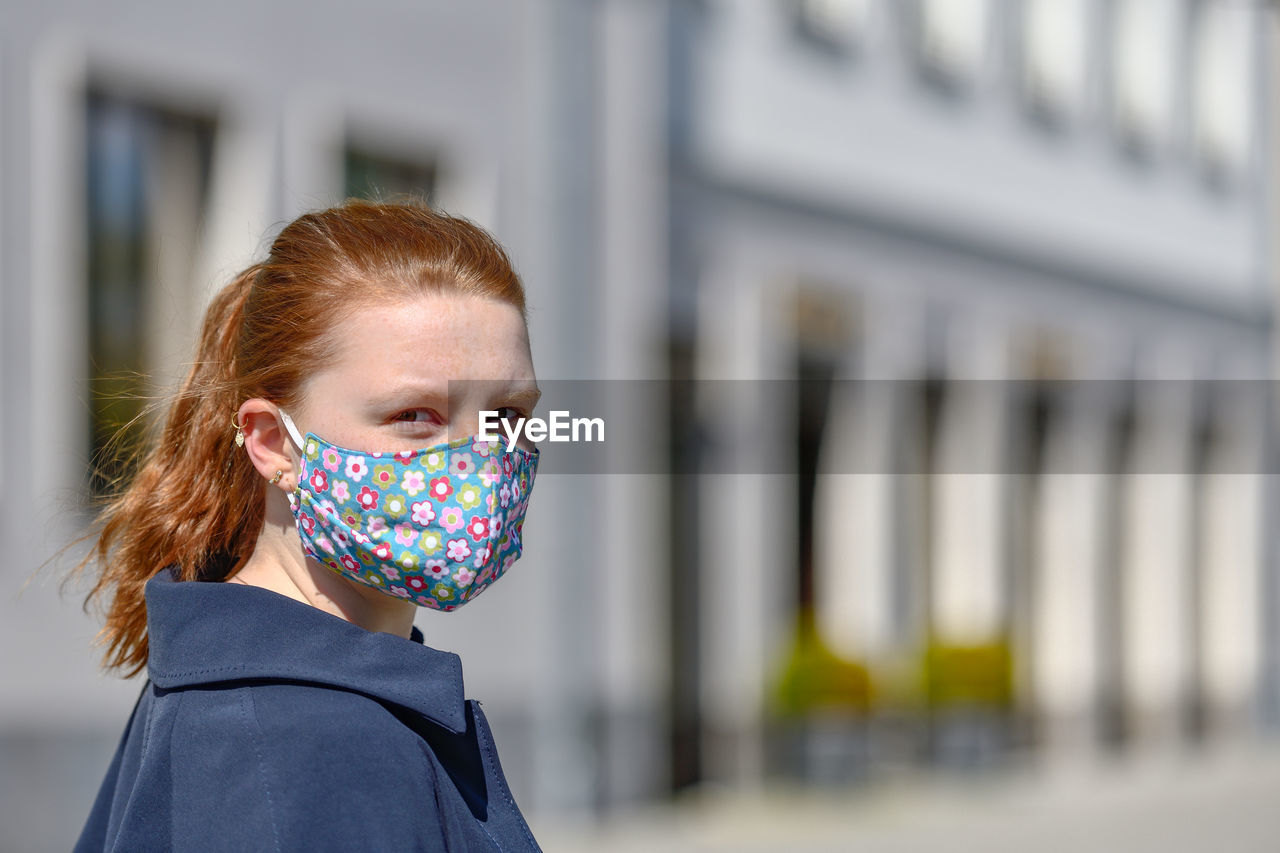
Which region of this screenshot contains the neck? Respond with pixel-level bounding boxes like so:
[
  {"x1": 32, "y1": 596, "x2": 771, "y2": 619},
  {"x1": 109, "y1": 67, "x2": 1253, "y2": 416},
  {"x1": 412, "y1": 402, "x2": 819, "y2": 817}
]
[{"x1": 228, "y1": 487, "x2": 417, "y2": 639}]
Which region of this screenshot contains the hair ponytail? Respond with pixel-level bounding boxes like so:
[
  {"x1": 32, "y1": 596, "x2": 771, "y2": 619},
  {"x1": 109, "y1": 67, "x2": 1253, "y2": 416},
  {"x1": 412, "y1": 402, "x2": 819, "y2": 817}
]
[
  {"x1": 79, "y1": 199, "x2": 526, "y2": 676},
  {"x1": 81, "y1": 263, "x2": 266, "y2": 676}
]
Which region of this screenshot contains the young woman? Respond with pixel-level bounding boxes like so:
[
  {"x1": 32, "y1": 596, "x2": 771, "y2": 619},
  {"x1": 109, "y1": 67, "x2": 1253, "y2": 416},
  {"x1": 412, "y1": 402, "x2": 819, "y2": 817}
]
[{"x1": 74, "y1": 200, "x2": 544, "y2": 851}]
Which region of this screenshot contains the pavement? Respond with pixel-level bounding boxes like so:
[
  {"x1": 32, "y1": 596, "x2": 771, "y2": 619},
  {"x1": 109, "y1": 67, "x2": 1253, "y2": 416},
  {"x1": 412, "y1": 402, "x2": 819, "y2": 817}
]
[{"x1": 532, "y1": 739, "x2": 1280, "y2": 852}]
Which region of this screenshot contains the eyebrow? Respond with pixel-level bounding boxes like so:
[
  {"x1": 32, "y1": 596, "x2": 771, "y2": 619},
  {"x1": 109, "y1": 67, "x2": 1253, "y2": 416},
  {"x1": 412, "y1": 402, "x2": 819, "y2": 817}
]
[
  {"x1": 504, "y1": 387, "x2": 542, "y2": 409},
  {"x1": 369, "y1": 381, "x2": 541, "y2": 408},
  {"x1": 366, "y1": 384, "x2": 450, "y2": 408}
]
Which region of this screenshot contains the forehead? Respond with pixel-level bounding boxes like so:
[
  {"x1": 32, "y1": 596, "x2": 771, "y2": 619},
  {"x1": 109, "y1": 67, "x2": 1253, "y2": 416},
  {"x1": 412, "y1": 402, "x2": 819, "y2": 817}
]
[{"x1": 312, "y1": 292, "x2": 532, "y2": 390}]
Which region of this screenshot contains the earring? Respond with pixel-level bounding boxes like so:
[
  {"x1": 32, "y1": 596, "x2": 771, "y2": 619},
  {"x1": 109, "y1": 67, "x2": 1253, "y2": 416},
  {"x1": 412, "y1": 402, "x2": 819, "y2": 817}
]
[
  {"x1": 232, "y1": 417, "x2": 245, "y2": 447},
  {"x1": 269, "y1": 470, "x2": 284, "y2": 485}
]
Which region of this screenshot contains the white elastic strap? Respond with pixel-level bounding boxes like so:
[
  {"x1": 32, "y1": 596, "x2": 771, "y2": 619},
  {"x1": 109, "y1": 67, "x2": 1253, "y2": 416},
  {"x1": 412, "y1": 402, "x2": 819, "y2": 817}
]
[{"x1": 277, "y1": 409, "x2": 306, "y2": 451}]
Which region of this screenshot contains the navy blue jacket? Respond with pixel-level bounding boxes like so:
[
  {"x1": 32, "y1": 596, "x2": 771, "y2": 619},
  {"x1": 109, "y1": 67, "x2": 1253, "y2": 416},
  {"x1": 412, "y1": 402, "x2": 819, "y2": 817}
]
[{"x1": 75, "y1": 568, "x2": 542, "y2": 852}]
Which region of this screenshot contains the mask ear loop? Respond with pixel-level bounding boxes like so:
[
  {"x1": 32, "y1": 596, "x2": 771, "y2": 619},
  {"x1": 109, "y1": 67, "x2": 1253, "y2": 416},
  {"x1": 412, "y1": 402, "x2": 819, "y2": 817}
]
[{"x1": 277, "y1": 409, "x2": 307, "y2": 452}]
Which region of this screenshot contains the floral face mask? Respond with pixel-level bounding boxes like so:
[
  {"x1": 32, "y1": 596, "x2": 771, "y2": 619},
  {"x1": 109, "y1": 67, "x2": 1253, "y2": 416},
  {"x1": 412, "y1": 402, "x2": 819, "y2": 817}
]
[{"x1": 278, "y1": 410, "x2": 538, "y2": 611}]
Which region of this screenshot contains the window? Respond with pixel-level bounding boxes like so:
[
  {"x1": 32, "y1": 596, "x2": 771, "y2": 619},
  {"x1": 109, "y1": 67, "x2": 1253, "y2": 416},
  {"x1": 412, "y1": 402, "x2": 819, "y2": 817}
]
[
  {"x1": 85, "y1": 89, "x2": 216, "y2": 496},
  {"x1": 1019, "y1": 0, "x2": 1089, "y2": 122},
  {"x1": 1109, "y1": 0, "x2": 1179, "y2": 153},
  {"x1": 789, "y1": 0, "x2": 873, "y2": 54},
  {"x1": 915, "y1": 0, "x2": 992, "y2": 89},
  {"x1": 344, "y1": 144, "x2": 436, "y2": 204},
  {"x1": 1189, "y1": 0, "x2": 1253, "y2": 181}
]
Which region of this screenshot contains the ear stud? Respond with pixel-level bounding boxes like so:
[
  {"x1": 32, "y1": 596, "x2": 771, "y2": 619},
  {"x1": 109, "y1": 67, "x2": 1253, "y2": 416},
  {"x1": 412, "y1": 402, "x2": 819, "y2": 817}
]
[{"x1": 269, "y1": 470, "x2": 284, "y2": 485}]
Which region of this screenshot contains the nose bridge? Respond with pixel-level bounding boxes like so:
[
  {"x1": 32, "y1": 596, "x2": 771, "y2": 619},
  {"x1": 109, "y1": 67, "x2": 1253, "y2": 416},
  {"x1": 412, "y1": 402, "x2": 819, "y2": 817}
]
[{"x1": 447, "y1": 379, "x2": 500, "y2": 440}]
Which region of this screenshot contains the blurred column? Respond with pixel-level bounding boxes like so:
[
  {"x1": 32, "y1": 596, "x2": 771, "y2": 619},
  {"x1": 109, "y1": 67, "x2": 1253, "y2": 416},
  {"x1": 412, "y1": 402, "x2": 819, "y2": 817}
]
[
  {"x1": 1031, "y1": 376, "x2": 1111, "y2": 764},
  {"x1": 1195, "y1": 378, "x2": 1265, "y2": 743},
  {"x1": 814, "y1": 296, "x2": 924, "y2": 769},
  {"x1": 595, "y1": 0, "x2": 671, "y2": 810},
  {"x1": 927, "y1": 316, "x2": 1012, "y2": 767},
  {"x1": 520, "y1": 0, "x2": 604, "y2": 816},
  {"x1": 1119, "y1": 355, "x2": 1197, "y2": 751},
  {"x1": 931, "y1": 322, "x2": 1008, "y2": 647},
  {"x1": 815, "y1": 299, "x2": 917, "y2": 673},
  {"x1": 696, "y1": 265, "x2": 795, "y2": 789}
]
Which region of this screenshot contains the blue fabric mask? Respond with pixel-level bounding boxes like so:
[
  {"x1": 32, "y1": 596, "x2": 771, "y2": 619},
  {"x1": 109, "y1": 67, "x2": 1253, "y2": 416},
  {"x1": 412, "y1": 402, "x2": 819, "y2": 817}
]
[{"x1": 278, "y1": 411, "x2": 538, "y2": 610}]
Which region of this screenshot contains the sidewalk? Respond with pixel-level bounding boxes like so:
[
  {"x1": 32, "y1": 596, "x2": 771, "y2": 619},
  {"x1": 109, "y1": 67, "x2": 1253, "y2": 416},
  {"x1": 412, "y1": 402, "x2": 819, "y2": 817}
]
[{"x1": 532, "y1": 739, "x2": 1280, "y2": 852}]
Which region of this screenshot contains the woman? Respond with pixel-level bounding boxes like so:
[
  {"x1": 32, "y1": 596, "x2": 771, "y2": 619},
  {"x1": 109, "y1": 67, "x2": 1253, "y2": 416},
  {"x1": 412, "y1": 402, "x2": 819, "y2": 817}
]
[{"x1": 74, "y1": 200, "x2": 544, "y2": 852}]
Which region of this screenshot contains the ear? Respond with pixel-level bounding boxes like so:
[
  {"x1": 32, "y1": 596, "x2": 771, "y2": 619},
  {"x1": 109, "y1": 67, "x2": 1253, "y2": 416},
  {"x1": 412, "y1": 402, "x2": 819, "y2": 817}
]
[{"x1": 238, "y1": 398, "x2": 299, "y2": 493}]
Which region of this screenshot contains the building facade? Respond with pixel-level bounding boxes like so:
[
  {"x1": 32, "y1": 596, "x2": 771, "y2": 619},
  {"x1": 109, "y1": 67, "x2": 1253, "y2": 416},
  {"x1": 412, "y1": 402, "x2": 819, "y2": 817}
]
[{"x1": 0, "y1": 1, "x2": 1275, "y2": 850}]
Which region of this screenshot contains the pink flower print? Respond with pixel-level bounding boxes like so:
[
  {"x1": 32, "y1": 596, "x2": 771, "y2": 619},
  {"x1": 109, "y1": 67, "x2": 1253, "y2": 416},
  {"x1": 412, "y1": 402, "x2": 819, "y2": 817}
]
[
  {"x1": 449, "y1": 453, "x2": 476, "y2": 480},
  {"x1": 502, "y1": 456, "x2": 514, "y2": 476},
  {"x1": 484, "y1": 492, "x2": 497, "y2": 514},
  {"x1": 316, "y1": 535, "x2": 334, "y2": 554},
  {"x1": 351, "y1": 530, "x2": 371, "y2": 546},
  {"x1": 428, "y1": 476, "x2": 453, "y2": 502},
  {"x1": 426, "y1": 559, "x2": 449, "y2": 579},
  {"x1": 309, "y1": 469, "x2": 329, "y2": 492},
  {"x1": 471, "y1": 545, "x2": 492, "y2": 568},
  {"x1": 394, "y1": 523, "x2": 418, "y2": 547},
  {"x1": 466, "y1": 516, "x2": 490, "y2": 543},
  {"x1": 316, "y1": 499, "x2": 338, "y2": 523},
  {"x1": 401, "y1": 470, "x2": 427, "y2": 497},
  {"x1": 373, "y1": 542, "x2": 392, "y2": 561},
  {"x1": 387, "y1": 586, "x2": 410, "y2": 599},
  {"x1": 366, "y1": 516, "x2": 389, "y2": 540},
  {"x1": 478, "y1": 459, "x2": 500, "y2": 487},
  {"x1": 452, "y1": 567, "x2": 476, "y2": 587},
  {"x1": 381, "y1": 565, "x2": 402, "y2": 581},
  {"x1": 299, "y1": 513, "x2": 316, "y2": 536},
  {"x1": 411, "y1": 500, "x2": 436, "y2": 526},
  {"x1": 471, "y1": 437, "x2": 495, "y2": 457},
  {"x1": 332, "y1": 529, "x2": 350, "y2": 548},
  {"x1": 499, "y1": 483, "x2": 512, "y2": 508},
  {"x1": 446, "y1": 538, "x2": 472, "y2": 562},
  {"x1": 330, "y1": 480, "x2": 350, "y2": 502},
  {"x1": 394, "y1": 450, "x2": 415, "y2": 465},
  {"x1": 356, "y1": 486, "x2": 379, "y2": 511},
  {"x1": 345, "y1": 455, "x2": 369, "y2": 482},
  {"x1": 322, "y1": 447, "x2": 342, "y2": 472},
  {"x1": 406, "y1": 576, "x2": 427, "y2": 592},
  {"x1": 340, "y1": 555, "x2": 359, "y2": 572},
  {"x1": 440, "y1": 506, "x2": 465, "y2": 534},
  {"x1": 475, "y1": 566, "x2": 495, "y2": 587}
]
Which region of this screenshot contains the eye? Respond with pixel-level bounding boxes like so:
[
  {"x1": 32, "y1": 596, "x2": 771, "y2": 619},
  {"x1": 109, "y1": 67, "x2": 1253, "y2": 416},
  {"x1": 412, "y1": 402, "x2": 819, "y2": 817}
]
[
  {"x1": 494, "y1": 406, "x2": 527, "y2": 424},
  {"x1": 389, "y1": 408, "x2": 444, "y2": 429}
]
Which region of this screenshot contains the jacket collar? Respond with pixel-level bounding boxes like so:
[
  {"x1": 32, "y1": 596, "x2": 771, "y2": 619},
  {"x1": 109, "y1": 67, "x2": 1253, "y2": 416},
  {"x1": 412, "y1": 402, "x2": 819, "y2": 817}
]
[{"x1": 144, "y1": 567, "x2": 467, "y2": 734}]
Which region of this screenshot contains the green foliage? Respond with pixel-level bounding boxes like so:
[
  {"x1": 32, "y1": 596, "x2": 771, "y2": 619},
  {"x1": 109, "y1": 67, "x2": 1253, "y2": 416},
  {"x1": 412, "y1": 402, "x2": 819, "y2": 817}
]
[
  {"x1": 769, "y1": 610, "x2": 873, "y2": 718},
  {"x1": 918, "y1": 633, "x2": 1014, "y2": 710}
]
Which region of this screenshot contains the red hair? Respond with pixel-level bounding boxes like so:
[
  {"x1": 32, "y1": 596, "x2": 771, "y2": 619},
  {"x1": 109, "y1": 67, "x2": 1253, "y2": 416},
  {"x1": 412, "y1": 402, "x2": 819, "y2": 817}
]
[{"x1": 79, "y1": 199, "x2": 526, "y2": 675}]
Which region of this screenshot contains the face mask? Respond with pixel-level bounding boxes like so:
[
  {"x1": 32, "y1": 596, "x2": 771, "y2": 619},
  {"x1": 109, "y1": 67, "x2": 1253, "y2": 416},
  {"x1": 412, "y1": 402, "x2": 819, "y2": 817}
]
[{"x1": 277, "y1": 410, "x2": 538, "y2": 611}]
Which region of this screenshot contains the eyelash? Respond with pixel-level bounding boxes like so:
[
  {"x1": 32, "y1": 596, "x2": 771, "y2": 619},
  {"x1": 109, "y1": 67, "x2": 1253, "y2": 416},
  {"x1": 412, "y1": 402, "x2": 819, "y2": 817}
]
[{"x1": 388, "y1": 407, "x2": 528, "y2": 427}]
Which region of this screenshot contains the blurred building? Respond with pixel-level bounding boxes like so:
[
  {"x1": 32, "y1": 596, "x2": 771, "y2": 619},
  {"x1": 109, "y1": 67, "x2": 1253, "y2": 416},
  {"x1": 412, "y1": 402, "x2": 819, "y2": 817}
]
[{"x1": 0, "y1": 1, "x2": 1276, "y2": 851}]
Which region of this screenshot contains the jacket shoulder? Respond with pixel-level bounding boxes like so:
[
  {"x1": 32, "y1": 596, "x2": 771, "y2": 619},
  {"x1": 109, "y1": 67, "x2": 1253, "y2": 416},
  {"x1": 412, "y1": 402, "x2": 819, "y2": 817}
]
[{"x1": 170, "y1": 681, "x2": 449, "y2": 850}]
